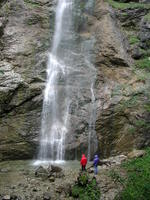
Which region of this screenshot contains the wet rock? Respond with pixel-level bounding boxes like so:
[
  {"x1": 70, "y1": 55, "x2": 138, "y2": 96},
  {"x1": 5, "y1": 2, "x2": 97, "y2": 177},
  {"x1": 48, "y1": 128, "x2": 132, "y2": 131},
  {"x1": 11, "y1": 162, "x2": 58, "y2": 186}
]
[
  {"x1": 49, "y1": 176, "x2": 55, "y2": 182},
  {"x1": 10, "y1": 185, "x2": 17, "y2": 190},
  {"x1": 87, "y1": 168, "x2": 94, "y2": 173},
  {"x1": 10, "y1": 195, "x2": 19, "y2": 200},
  {"x1": 56, "y1": 185, "x2": 63, "y2": 193},
  {"x1": 56, "y1": 183, "x2": 72, "y2": 195},
  {"x1": 139, "y1": 19, "x2": 150, "y2": 49},
  {"x1": 17, "y1": 183, "x2": 25, "y2": 187},
  {"x1": 32, "y1": 187, "x2": 38, "y2": 192},
  {"x1": 0, "y1": 168, "x2": 10, "y2": 173},
  {"x1": 62, "y1": 183, "x2": 72, "y2": 195},
  {"x1": 35, "y1": 166, "x2": 48, "y2": 178},
  {"x1": 35, "y1": 165, "x2": 64, "y2": 181},
  {"x1": 127, "y1": 149, "x2": 146, "y2": 159},
  {"x1": 35, "y1": 196, "x2": 41, "y2": 200},
  {"x1": 131, "y1": 46, "x2": 143, "y2": 59},
  {"x1": 43, "y1": 192, "x2": 51, "y2": 200},
  {"x1": 51, "y1": 165, "x2": 62, "y2": 173},
  {"x1": 2, "y1": 195, "x2": 11, "y2": 200},
  {"x1": 55, "y1": 171, "x2": 64, "y2": 178}
]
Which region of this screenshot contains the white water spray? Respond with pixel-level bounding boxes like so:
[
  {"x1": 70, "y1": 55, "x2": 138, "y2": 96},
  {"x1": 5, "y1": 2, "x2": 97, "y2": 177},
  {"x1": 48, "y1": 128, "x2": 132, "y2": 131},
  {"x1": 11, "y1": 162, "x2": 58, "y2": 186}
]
[
  {"x1": 38, "y1": 0, "x2": 73, "y2": 162},
  {"x1": 36, "y1": 0, "x2": 97, "y2": 163}
]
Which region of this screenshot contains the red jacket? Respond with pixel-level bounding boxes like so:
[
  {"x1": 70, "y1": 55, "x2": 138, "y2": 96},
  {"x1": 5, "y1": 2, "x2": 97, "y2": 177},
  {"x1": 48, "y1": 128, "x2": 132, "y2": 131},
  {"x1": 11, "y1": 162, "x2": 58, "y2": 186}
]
[{"x1": 80, "y1": 154, "x2": 87, "y2": 166}]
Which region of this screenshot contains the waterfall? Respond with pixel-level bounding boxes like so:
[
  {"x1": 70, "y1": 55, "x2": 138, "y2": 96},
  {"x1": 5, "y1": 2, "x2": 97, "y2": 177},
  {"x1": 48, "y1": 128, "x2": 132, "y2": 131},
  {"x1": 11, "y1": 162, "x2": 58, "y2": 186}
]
[
  {"x1": 38, "y1": 0, "x2": 73, "y2": 162},
  {"x1": 36, "y1": 0, "x2": 97, "y2": 163}
]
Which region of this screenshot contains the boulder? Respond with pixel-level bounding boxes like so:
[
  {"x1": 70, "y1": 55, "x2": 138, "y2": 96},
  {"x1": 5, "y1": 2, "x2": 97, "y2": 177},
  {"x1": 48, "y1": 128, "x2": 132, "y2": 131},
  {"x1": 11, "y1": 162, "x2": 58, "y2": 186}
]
[
  {"x1": 94, "y1": 0, "x2": 131, "y2": 68},
  {"x1": 127, "y1": 149, "x2": 146, "y2": 159},
  {"x1": 35, "y1": 165, "x2": 64, "y2": 180},
  {"x1": 49, "y1": 176, "x2": 55, "y2": 182},
  {"x1": 43, "y1": 193, "x2": 51, "y2": 200},
  {"x1": 51, "y1": 165, "x2": 62, "y2": 173},
  {"x1": 35, "y1": 166, "x2": 49, "y2": 179}
]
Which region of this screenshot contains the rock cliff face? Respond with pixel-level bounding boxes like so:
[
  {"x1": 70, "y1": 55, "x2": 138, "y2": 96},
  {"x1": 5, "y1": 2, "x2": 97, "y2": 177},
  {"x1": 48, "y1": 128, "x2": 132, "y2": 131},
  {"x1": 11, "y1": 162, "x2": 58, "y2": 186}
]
[
  {"x1": 95, "y1": 0, "x2": 150, "y2": 157},
  {"x1": 0, "y1": 0, "x2": 149, "y2": 160},
  {"x1": 0, "y1": 0, "x2": 52, "y2": 160}
]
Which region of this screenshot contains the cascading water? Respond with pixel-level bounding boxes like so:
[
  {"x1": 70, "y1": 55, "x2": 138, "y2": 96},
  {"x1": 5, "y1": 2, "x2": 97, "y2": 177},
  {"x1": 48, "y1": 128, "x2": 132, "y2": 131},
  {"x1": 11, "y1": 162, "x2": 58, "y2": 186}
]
[
  {"x1": 36, "y1": 0, "x2": 98, "y2": 163},
  {"x1": 38, "y1": 0, "x2": 73, "y2": 162}
]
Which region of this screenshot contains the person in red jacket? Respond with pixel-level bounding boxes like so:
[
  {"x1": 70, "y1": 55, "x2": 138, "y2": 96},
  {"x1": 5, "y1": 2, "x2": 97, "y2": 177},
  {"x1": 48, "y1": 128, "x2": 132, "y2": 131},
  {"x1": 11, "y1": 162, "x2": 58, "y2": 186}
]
[{"x1": 80, "y1": 154, "x2": 87, "y2": 171}]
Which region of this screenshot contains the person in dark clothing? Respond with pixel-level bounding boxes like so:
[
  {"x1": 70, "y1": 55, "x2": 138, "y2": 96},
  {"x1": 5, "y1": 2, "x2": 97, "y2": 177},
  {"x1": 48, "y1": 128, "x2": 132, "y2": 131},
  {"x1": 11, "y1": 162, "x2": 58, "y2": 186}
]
[
  {"x1": 80, "y1": 154, "x2": 87, "y2": 171},
  {"x1": 93, "y1": 155, "x2": 99, "y2": 175}
]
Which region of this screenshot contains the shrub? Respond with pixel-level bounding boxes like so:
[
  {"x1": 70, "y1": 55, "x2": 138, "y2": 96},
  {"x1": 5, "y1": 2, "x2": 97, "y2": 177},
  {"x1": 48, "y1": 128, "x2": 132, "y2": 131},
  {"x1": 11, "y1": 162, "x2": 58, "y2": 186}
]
[
  {"x1": 129, "y1": 35, "x2": 140, "y2": 45},
  {"x1": 71, "y1": 173, "x2": 101, "y2": 200},
  {"x1": 106, "y1": 0, "x2": 150, "y2": 10},
  {"x1": 136, "y1": 57, "x2": 150, "y2": 70}
]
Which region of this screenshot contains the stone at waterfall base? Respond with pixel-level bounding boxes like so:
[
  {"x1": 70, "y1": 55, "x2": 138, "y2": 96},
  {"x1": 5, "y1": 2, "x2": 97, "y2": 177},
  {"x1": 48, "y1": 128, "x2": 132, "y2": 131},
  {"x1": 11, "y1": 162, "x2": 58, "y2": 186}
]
[{"x1": 35, "y1": 165, "x2": 64, "y2": 181}]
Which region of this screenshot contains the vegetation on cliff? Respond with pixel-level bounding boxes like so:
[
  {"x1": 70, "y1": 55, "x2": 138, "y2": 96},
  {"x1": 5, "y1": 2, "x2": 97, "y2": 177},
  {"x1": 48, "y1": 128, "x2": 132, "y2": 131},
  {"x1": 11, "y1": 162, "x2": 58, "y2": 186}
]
[
  {"x1": 116, "y1": 148, "x2": 150, "y2": 200},
  {"x1": 107, "y1": 0, "x2": 150, "y2": 9}
]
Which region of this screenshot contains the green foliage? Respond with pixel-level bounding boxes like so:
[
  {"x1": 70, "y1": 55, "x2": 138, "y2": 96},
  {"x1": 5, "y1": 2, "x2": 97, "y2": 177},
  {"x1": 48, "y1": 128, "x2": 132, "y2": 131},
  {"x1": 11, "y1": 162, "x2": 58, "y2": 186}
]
[
  {"x1": 144, "y1": 103, "x2": 150, "y2": 112},
  {"x1": 72, "y1": 185, "x2": 83, "y2": 198},
  {"x1": 128, "y1": 127, "x2": 136, "y2": 135},
  {"x1": 24, "y1": 0, "x2": 41, "y2": 7},
  {"x1": 121, "y1": 12, "x2": 128, "y2": 16},
  {"x1": 109, "y1": 170, "x2": 125, "y2": 185},
  {"x1": 135, "y1": 119, "x2": 146, "y2": 127},
  {"x1": 116, "y1": 148, "x2": 150, "y2": 200},
  {"x1": 135, "y1": 119, "x2": 150, "y2": 130},
  {"x1": 129, "y1": 35, "x2": 140, "y2": 45},
  {"x1": 139, "y1": 48, "x2": 150, "y2": 58},
  {"x1": 123, "y1": 96, "x2": 138, "y2": 108},
  {"x1": 111, "y1": 85, "x2": 122, "y2": 97},
  {"x1": 78, "y1": 173, "x2": 89, "y2": 186},
  {"x1": 0, "y1": 70, "x2": 4, "y2": 75},
  {"x1": 80, "y1": 2, "x2": 86, "y2": 11},
  {"x1": 106, "y1": 0, "x2": 150, "y2": 10},
  {"x1": 136, "y1": 57, "x2": 150, "y2": 70},
  {"x1": 72, "y1": 174, "x2": 101, "y2": 200},
  {"x1": 144, "y1": 13, "x2": 150, "y2": 22}
]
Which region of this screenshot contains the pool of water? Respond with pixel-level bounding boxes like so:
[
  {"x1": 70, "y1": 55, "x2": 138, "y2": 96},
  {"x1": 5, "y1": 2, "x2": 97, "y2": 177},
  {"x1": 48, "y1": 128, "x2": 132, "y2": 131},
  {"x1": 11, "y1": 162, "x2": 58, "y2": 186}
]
[{"x1": 0, "y1": 159, "x2": 93, "y2": 188}]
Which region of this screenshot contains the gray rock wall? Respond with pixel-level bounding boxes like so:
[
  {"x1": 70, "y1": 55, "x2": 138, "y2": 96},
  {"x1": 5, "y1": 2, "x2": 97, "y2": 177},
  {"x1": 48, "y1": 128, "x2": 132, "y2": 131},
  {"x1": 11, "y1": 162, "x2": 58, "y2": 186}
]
[{"x1": 0, "y1": 0, "x2": 149, "y2": 160}]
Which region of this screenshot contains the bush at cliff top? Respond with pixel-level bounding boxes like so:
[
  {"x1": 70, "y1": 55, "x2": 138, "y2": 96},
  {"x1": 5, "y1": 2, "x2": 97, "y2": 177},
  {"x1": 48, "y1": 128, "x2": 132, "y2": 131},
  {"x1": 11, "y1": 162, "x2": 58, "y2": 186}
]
[
  {"x1": 107, "y1": 0, "x2": 150, "y2": 9},
  {"x1": 116, "y1": 148, "x2": 150, "y2": 200}
]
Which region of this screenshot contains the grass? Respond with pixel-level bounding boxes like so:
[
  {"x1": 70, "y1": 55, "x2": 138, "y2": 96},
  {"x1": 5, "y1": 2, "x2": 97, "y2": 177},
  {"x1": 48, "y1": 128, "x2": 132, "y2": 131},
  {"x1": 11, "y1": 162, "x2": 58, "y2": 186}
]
[
  {"x1": 135, "y1": 119, "x2": 147, "y2": 127},
  {"x1": 144, "y1": 103, "x2": 150, "y2": 112},
  {"x1": 107, "y1": 0, "x2": 150, "y2": 10},
  {"x1": 128, "y1": 127, "x2": 136, "y2": 135},
  {"x1": 123, "y1": 96, "x2": 138, "y2": 108},
  {"x1": 109, "y1": 169, "x2": 125, "y2": 185},
  {"x1": 139, "y1": 48, "x2": 150, "y2": 58},
  {"x1": 136, "y1": 57, "x2": 150, "y2": 70},
  {"x1": 116, "y1": 148, "x2": 150, "y2": 200},
  {"x1": 129, "y1": 35, "x2": 140, "y2": 45}
]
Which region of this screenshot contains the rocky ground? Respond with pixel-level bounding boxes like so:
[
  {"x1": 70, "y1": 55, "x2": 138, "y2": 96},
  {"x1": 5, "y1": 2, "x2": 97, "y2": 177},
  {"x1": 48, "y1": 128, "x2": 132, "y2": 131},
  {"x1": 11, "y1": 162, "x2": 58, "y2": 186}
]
[{"x1": 0, "y1": 154, "x2": 131, "y2": 200}]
